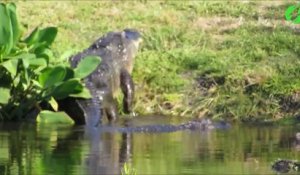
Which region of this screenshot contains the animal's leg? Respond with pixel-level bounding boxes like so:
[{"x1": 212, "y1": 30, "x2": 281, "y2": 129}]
[
  {"x1": 120, "y1": 69, "x2": 135, "y2": 114},
  {"x1": 105, "y1": 98, "x2": 118, "y2": 122}
]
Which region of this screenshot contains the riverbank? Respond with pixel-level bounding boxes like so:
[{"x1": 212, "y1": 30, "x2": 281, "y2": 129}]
[{"x1": 17, "y1": 1, "x2": 300, "y2": 122}]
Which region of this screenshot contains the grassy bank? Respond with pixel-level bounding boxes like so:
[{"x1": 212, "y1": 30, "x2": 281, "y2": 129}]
[{"x1": 16, "y1": 1, "x2": 300, "y2": 122}]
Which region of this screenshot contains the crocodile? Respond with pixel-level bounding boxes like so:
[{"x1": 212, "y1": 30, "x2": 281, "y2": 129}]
[
  {"x1": 96, "y1": 118, "x2": 230, "y2": 133},
  {"x1": 272, "y1": 159, "x2": 300, "y2": 173},
  {"x1": 58, "y1": 29, "x2": 142, "y2": 126},
  {"x1": 57, "y1": 29, "x2": 231, "y2": 134},
  {"x1": 56, "y1": 29, "x2": 230, "y2": 135}
]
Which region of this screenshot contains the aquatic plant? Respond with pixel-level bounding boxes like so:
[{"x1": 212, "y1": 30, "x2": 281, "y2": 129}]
[{"x1": 0, "y1": 2, "x2": 100, "y2": 121}]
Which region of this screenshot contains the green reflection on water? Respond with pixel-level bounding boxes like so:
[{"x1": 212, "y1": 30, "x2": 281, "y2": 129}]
[{"x1": 0, "y1": 120, "x2": 299, "y2": 175}]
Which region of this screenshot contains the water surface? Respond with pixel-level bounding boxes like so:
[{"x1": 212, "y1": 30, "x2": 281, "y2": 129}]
[{"x1": 0, "y1": 116, "x2": 299, "y2": 175}]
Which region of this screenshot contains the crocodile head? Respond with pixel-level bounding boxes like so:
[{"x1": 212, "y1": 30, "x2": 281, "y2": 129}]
[
  {"x1": 121, "y1": 28, "x2": 142, "y2": 73},
  {"x1": 272, "y1": 159, "x2": 295, "y2": 173}
]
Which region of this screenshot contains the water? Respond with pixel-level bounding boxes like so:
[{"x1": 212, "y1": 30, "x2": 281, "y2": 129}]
[{"x1": 0, "y1": 116, "x2": 299, "y2": 175}]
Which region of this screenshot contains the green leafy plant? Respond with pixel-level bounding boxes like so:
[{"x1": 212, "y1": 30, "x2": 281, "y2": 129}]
[{"x1": 0, "y1": 2, "x2": 101, "y2": 121}]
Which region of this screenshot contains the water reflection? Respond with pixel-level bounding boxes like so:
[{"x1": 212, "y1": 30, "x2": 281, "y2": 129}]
[
  {"x1": 0, "y1": 117, "x2": 300, "y2": 175},
  {"x1": 83, "y1": 126, "x2": 132, "y2": 175}
]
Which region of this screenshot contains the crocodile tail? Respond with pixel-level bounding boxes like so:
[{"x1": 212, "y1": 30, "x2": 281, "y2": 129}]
[
  {"x1": 78, "y1": 81, "x2": 102, "y2": 127},
  {"x1": 118, "y1": 124, "x2": 188, "y2": 133},
  {"x1": 100, "y1": 124, "x2": 187, "y2": 133}
]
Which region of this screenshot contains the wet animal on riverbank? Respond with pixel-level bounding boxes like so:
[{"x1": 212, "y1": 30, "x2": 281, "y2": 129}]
[
  {"x1": 58, "y1": 29, "x2": 142, "y2": 126},
  {"x1": 56, "y1": 29, "x2": 230, "y2": 135}
]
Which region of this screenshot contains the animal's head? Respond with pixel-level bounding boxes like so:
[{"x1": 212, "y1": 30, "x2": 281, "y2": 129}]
[
  {"x1": 120, "y1": 28, "x2": 142, "y2": 73},
  {"x1": 89, "y1": 28, "x2": 142, "y2": 73},
  {"x1": 122, "y1": 28, "x2": 142, "y2": 55}
]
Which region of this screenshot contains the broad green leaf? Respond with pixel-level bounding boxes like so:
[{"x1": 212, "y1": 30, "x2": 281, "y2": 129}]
[
  {"x1": 69, "y1": 87, "x2": 92, "y2": 99},
  {"x1": 6, "y1": 3, "x2": 20, "y2": 46},
  {"x1": 0, "y1": 3, "x2": 13, "y2": 55},
  {"x1": 0, "y1": 4, "x2": 9, "y2": 46},
  {"x1": 51, "y1": 79, "x2": 83, "y2": 100},
  {"x1": 38, "y1": 66, "x2": 66, "y2": 88},
  {"x1": 6, "y1": 52, "x2": 36, "y2": 60},
  {"x1": 22, "y1": 57, "x2": 30, "y2": 68},
  {"x1": 23, "y1": 27, "x2": 57, "y2": 47},
  {"x1": 1, "y1": 59, "x2": 18, "y2": 77},
  {"x1": 63, "y1": 67, "x2": 75, "y2": 81},
  {"x1": 35, "y1": 47, "x2": 53, "y2": 62},
  {"x1": 23, "y1": 27, "x2": 39, "y2": 45},
  {"x1": 29, "y1": 58, "x2": 48, "y2": 74},
  {"x1": 49, "y1": 97, "x2": 58, "y2": 111},
  {"x1": 13, "y1": 53, "x2": 36, "y2": 68},
  {"x1": 38, "y1": 27, "x2": 57, "y2": 46},
  {"x1": 27, "y1": 58, "x2": 47, "y2": 67},
  {"x1": 74, "y1": 55, "x2": 101, "y2": 79},
  {"x1": 0, "y1": 87, "x2": 10, "y2": 104},
  {"x1": 37, "y1": 110, "x2": 74, "y2": 124}
]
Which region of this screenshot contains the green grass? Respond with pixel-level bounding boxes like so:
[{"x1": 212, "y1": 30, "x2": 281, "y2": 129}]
[
  {"x1": 121, "y1": 163, "x2": 137, "y2": 175},
  {"x1": 16, "y1": 1, "x2": 300, "y2": 122}
]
